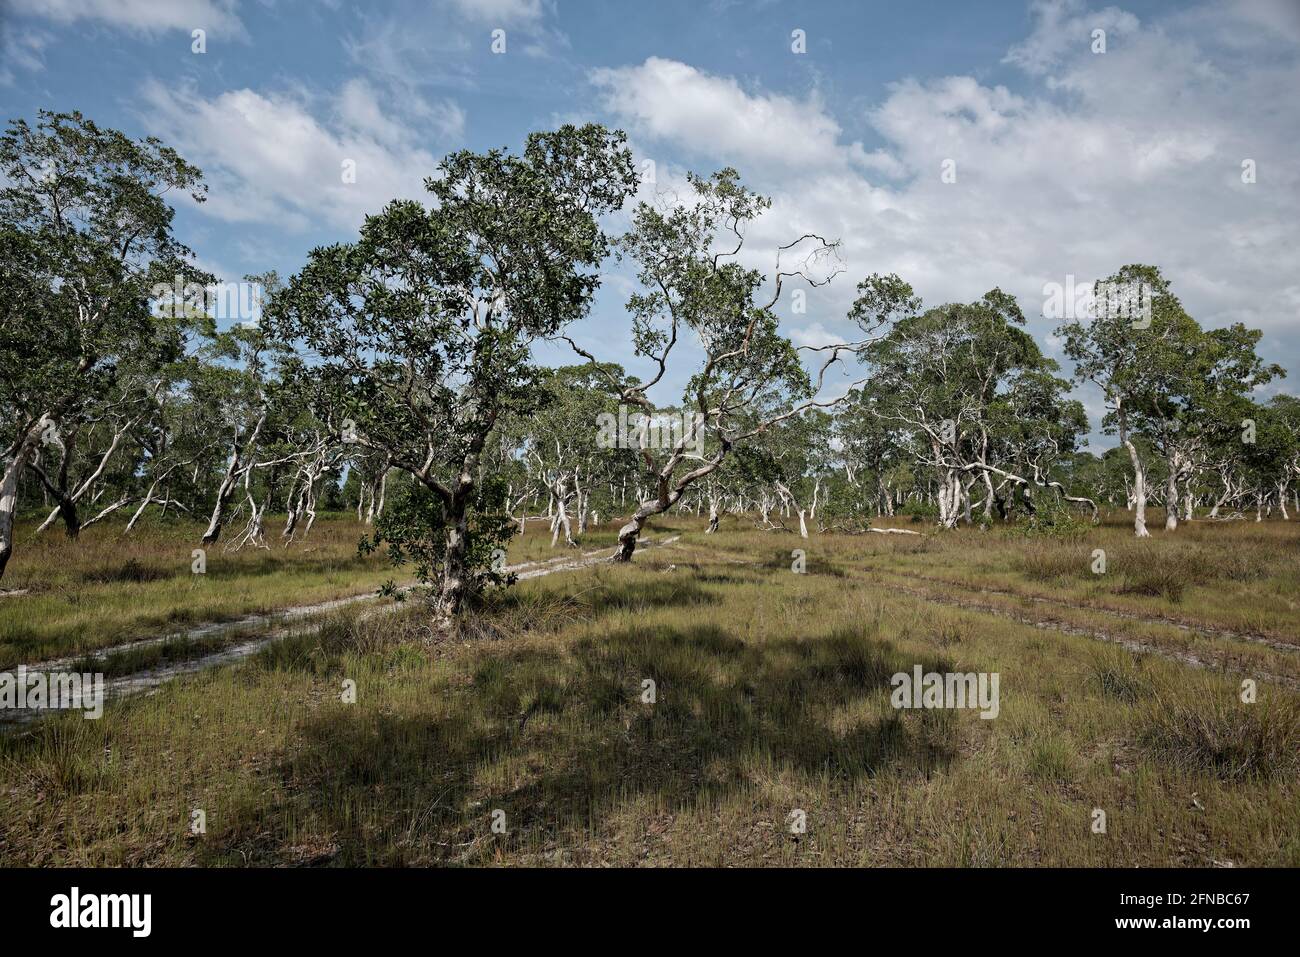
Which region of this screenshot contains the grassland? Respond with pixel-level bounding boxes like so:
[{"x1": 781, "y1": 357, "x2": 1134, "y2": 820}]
[
  {"x1": 1, "y1": 511, "x2": 1297, "y2": 866},
  {"x1": 0, "y1": 515, "x2": 399, "y2": 668}
]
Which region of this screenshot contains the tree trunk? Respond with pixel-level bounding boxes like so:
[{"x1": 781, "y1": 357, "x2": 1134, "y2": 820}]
[
  {"x1": 202, "y1": 414, "x2": 265, "y2": 546},
  {"x1": 35, "y1": 493, "x2": 80, "y2": 538},
  {"x1": 375, "y1": 468, "x2": 389, "y2": 519},
  {"x1": 435, "y1": 498, "x2": 470, "y2": 627},
  {"x1": 1164, "y1": 451, "x2": 1179, "y2": 532},
  {"x1": 1122, "y1": 437, "x2": 1150, "y2": 536},
  {"x1": 615, "y1": 495, "x2": 672, "y2": 562},
  {"x1": 0, "y1": 417, "x2": 50, "y2": 580}
]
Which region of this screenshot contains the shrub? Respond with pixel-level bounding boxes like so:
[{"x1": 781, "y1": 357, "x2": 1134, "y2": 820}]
[
  {"x1": 1010, "y1": 504, "x2": 1091, "y2": 541},
  {"x1": 1141, "y1": 677, "x2": 1300, "y2": 780}
]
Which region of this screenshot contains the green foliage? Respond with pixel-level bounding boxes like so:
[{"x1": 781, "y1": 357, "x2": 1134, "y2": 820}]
[
  {"x1": 362, "y1": 476, "x2": 517, "y2": 603},
  {"x1": 897, "y1": 499, "x2": 938, "y2": 519},
  {"x1": 1010, "y1": 503, "x2": 1091, "y2": 541}
]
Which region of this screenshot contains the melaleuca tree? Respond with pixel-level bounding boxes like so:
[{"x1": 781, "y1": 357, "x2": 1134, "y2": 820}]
[
  {"x1": 519, "y1": 364, "x2": 625, "y2": 546},
  {"x1": 1233, "y1": 399, "x2": 1296, "y2": 520},
  {"x1": 561, "y1": 168, "x2": 895, "y2": 560},
  {"x1": 1057, "y1": 264, "x2": 1280, "y2": 535},
  {"x1": 1270, "y1": 394, "x2": 1300, "y2": 514},
  {"x1": 268, "y1": 125, "x2": 637, "y2": 624},
  {"x1": 0, "y1": 111, "x2": 210, "y2": 577},
  {"x1": 860, "y1": 282, "x2": 1086, "y2": 527},
  {"x1": 195, "y1": 274, "x2": 295, "y2": 546},
  {"x1": 764, "y1": 409, "x2": 834, "y2": 537},
  {"x1": 1133, "y1": 304, "x2": 1279, "y2": 531},
  {"x1": 835, "y1": 389, "x2": 909, "y2": 519},
  {"x1": 985, "y1": 365, "x2": 1095, "y2": 520},
  {"x1": 123, "y1": 358, "x2": 228, "y2": 531}
]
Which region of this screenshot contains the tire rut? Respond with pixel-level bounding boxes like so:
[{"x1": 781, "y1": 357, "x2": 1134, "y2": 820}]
[{"x1": 876, "y1": 576, "x2": 1300, "y2": 689}]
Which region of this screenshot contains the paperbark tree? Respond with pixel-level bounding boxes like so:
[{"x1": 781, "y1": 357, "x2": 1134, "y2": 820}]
[
  {"x1": 561, "y1": 169, "x2": 896, "y2": 561},
  {"x1": 0, "y1": 111, "x2": 209, "y2": 578},
  {"x1": 862, "y1": 283, "x2": 1089, "y2": 527},
  {"x1": 268, "y1": 125, "x2": 637, "y2": 625},
  {"x1": 1058, "y1": 265, "x2": 1279, "y2": 535}
]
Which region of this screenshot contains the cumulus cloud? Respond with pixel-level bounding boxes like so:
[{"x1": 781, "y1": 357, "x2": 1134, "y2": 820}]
[
  {"x1": 591, "y1": 57, "x2": 898, "y2": 178},
  {"x1": 8, "y1": 0, "x2": 244, "y2": 36},
  {"x1": 138, "y1": 79, "x2": 452, "y2": 231},
  {"x1": 589, "y1": 0, "x2": 1300, "y2": 421}
]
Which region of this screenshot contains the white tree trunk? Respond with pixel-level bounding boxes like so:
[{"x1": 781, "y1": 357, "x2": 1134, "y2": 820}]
[{"x1": 0, "y1": 416, "x2": 51, "y2": 580}]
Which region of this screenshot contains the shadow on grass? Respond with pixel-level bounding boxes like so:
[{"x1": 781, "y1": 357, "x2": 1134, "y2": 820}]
[
  {"x1": 577, "y1": 576, "x2": 720, "y2": 614},
  {"x1": 210, "y1": 621, "x2": 958, "y2": 865}
]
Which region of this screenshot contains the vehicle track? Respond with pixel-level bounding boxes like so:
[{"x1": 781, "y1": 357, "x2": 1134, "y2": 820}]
[
  {"x1": 1, "y1": 536, "x2": 681, "y2": 727},
  {"x1": 863, "y1": 566, "x2": 1299, "y2": 654},
  {"x1": 874, "y1": 575, "x2": 1300, "y2": 688}
]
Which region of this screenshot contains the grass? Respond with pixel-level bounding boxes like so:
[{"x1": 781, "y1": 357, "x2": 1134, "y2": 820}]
[
  {"x1": 0, "y1": 509, "x2": 1298, "y2": 866},
  {"x1": 0, "y1": 512, "x2": 629, "y2": 668},
  {"x1": 0, "y1": 514, "x2": 391, "y2": 667}
]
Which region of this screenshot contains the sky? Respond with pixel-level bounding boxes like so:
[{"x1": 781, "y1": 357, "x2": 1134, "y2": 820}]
[{"x1": 2, "y1": 0, "x2": 1299, "y2": 450}]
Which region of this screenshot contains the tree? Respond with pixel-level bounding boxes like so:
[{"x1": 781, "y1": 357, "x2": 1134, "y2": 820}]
[
  {"x1": 0, "y1": 111, "x2": 209, "y2": 578},
  {"x1": 1058, "y1": 265, "x2": 1279, "y2": 535},
  {"x1": 194, "y1": 273, "x2": 295, "y2": 546},
  {"x1": 562, "y1": 168, "x2": 889, "y2": 561},
  {"x1": 862, "y1": 282, "x2": 1090, "y2": 527},
  {"x1": 268, "y1": 124, "x2": 637, "y2": 625},
  {"x1": 517, "y1": 365, "x2": 624, "y2": 546}
]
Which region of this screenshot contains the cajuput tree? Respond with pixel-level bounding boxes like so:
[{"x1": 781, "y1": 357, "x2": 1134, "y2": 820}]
[
  {"x1": 1058, "y1": 265, "x2": 1279, "y2": 535},
  {"x1": 267, "y1": 125, "x2": 637, "y2": 624},
  {"x1": 516, "y1": 364, "x2": 625, "y2": 546},
  {"x1": 0, "y1": 111, "x2": 210, "y2": 578},
  {"x1": 561, "y1": 168, "x2": 897, "y2": 561},
  {"x1": 861, "y1": 282, "x2": 1089, "y2": 527}
]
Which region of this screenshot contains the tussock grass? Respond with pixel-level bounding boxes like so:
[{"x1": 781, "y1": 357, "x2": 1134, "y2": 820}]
[
  {"x1": 1, "y1": 511, "x2": 1298, "y2": 866},
  {"x1": 1088, "y1": 650, "x2": 1151, "y2": 704},
  {"x1": 1140, "y1": 677, "x2": 1300, "y2": 781}
]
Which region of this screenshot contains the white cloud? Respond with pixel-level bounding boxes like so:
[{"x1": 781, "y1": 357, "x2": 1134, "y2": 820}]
[
  {"x1": 337, "y1": 77, "x2": 465, "y2": 145},
  {"x1": 8, "y1": 0, "x2": 244, "y2": 36},
  {"x1": 589, "y1": 1, "x2": 1300, "y2": 424},
  {"x1": 138, "y1": 80, "x2": 451, "y2": 231},
  {"x1": 0, "y1": 25, "x2": 50, "y2": 85},
  {"x1": 446, "y1": 0, "x2": 543, "y2": 26},
  {"x1": 1004, "y1": 0, "x2": 1140, "y2": 75},
  {"x1": 790, "y1": 322, "x2": 842, "y2": 350},
  {"x1": 591, "y1": 57, "x2": 897, "y2": 177}
]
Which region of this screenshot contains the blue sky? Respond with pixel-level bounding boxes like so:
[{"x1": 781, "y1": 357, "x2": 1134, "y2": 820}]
[{"x1": 3, "y1": 0, "x2": 1299, "y2": 446}]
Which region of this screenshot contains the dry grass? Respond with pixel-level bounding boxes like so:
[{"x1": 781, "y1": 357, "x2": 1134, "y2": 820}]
[
  {"x1": 0, "y1": 513, "x2": 630, "y2": 668},
  {"x1": 1, "y1": 510, "x2": 1298, "y2": 867}
]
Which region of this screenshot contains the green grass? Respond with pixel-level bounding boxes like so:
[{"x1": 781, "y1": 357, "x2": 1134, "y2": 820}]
[
  {"x1": 0, "y1": 513, "x2": 629, "y2": 668},
  {"x1": 1, "y1": 510, "x2": 1298, "y2": 866}
]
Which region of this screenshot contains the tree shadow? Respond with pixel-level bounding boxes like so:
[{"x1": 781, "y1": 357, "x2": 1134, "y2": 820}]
[
  {"x1": 217, "y1": 622, "x2": 959, "y2": 864},
  {"x1": 571, "y1": 575, "x2": 721, "y2": 615}
]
